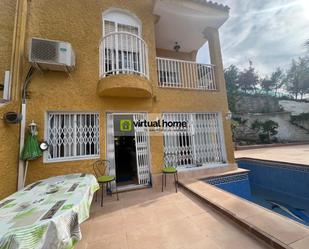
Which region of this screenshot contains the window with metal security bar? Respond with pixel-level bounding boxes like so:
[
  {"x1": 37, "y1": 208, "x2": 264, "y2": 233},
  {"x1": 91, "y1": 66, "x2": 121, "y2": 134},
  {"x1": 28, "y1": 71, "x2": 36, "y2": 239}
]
[
  {"x1": 163, "y1": 113, "x2": 226, "y2": 168},
  {"x1": 45, "y1": 112, "x2": 100, "y2": 162}
]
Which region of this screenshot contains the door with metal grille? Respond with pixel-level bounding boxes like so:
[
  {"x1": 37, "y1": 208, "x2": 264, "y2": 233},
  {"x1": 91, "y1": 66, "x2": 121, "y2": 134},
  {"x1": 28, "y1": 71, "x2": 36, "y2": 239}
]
[
  {"x1": 163, "y1": 113, "x2": 226, "y2": 168},
  {"x1": 133, "y1": 113, "x2": 151, "y2": 185},
  {"x1": 106, "y1": 113, "x2": 151, "y2": 186},
  {"x1": 162, "y1": 113, "x2": 194, "y2": 167},
  {"x1": 106, "y1": 114, "x2": 116, "y2": 177}
]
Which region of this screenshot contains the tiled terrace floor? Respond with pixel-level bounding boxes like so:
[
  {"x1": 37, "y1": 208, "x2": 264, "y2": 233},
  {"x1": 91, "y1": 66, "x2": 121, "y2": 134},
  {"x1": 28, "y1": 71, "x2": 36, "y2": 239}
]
[
  {"x1": 235, "y1": 144, "x2": 309, "y2": 165},
  {"x1": 75, "y1": 188, "x2": 270, "y2": 249}
]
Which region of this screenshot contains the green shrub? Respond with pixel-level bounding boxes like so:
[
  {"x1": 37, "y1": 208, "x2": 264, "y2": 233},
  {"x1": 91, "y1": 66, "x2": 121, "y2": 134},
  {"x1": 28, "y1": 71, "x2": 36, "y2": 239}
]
[{"x1": 251, "y1": 120, "x2": 279, "y2": 143}]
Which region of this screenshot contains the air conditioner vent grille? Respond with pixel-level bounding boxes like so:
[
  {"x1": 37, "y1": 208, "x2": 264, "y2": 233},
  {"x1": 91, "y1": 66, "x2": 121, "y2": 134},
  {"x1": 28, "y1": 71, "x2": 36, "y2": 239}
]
[{"x1": 31, "y1": 39, "x2": 58, "y2": 62}]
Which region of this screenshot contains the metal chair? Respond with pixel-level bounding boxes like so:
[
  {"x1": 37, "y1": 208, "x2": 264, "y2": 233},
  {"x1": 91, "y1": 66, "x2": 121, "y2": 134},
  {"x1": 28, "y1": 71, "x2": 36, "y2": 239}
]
[
  {"x1": 93, "y1": 160, "x2": 119, "y2": 206},
  {"x1": 161, "y1": 166, "x2": 178, "y2": 193}
]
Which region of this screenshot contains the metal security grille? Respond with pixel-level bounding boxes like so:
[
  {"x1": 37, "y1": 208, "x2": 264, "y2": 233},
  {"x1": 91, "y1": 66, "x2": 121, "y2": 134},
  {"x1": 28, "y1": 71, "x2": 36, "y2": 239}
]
[
  {"x1": 46, "y1": 113, "x2": 100, "y2": 162},
  {"x1": 163, "y1": 113, "x2": 194, "y2": 167},
  {"x1": 163, "y1": 113, "x2": 225, "y2": 168},
  {"x1": 133, "y1": 113, "x2": 151, "y2": 185}
]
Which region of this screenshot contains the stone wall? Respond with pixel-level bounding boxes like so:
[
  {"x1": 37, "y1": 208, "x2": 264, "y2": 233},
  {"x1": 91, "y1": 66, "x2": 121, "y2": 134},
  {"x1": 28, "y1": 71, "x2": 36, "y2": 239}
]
[
  {"x1": 234, "y1": 96, "x2": 309, "y2": 142},
  {"x1": 234, "y1": 112, "x2": 309, "y2": 142},
  {"x1": 279, "y1": 100, "x2": 309, "y2": 115},
  {"x1": 235, "y1": 95, "x2": 280, "y2": 114}
]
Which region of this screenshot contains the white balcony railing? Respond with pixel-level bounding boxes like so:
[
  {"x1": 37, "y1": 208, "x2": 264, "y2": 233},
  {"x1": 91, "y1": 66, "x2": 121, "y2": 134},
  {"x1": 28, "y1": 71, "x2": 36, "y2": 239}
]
[
  {"x1": 99, "y1": 32, "x2": 149, "y2": 79},
  {"x1": 156, "y1": 57, "x2": 217, "y2": 90}
]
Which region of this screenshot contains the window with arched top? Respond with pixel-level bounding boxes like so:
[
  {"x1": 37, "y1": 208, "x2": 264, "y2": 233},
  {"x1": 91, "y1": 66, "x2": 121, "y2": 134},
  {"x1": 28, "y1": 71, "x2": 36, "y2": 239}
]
[
  {"x1": 100, "y1": 9, "x2": 149, "y2": 79},
  {"x1": 103, "y1": 10, "x2": 141, "y2": 36}
]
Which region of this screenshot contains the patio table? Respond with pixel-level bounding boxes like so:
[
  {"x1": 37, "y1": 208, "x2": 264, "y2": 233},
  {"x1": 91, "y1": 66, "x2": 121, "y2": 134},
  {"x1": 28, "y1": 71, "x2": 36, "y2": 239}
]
[{"x1": 0, "y1": 173, "x2": 99, "y2": 249}]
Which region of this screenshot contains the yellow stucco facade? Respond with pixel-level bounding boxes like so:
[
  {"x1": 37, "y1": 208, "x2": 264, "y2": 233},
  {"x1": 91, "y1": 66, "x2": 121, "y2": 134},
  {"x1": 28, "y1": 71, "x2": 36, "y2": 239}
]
[
  {"x1": 0, "y1": 0, "x2": 16, "y2": 76},
  {"x1": 0, "y1": 0, "x2": 235, "y2": 199},
  {"x1": 0, "y1": 0, "x2": 20, "y2": 199},
  {"x1": 0, "y1": 102, "x2": 20, "y2": 199}
]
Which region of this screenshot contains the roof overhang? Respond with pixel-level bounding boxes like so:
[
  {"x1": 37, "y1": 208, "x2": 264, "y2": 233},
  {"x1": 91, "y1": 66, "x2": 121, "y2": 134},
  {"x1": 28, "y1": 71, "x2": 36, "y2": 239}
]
[{"x1": 153, "y1": 0, "x2": 229, "y2": 53}]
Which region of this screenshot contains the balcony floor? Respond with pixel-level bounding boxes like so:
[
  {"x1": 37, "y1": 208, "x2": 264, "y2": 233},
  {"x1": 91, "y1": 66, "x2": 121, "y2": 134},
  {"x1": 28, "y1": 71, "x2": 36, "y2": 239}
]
[{"x1": 76, "y1": 188, "x2": 269, "y2": 249}]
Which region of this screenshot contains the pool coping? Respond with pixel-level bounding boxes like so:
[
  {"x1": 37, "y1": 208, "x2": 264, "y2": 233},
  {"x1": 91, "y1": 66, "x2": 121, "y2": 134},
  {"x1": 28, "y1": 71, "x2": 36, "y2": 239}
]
[
  {"x1": 179, "y1": 173, "x2": 309, "y2": 249},
  {"x1": 237, "y1": 157, "x2": 309, "y2": 169},
  {"x1": 235, "y1": 142, "x2": 309, "y2": 151}
]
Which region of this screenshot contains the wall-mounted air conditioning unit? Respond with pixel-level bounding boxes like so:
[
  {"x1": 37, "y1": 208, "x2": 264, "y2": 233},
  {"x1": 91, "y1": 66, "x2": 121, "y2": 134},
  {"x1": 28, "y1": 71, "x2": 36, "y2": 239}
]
[{"x1": 29, "y1": 37, "x2": 75, "y2": 72}]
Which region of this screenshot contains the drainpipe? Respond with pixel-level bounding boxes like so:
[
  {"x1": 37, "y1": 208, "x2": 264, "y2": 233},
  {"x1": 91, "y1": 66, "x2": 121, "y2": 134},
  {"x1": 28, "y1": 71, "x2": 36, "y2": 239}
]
[
  {"x1": 18, "y1": 103, "x2": 26, "y2": 189},
  {"x1": 10, "y1": 0, "x2": 30, "y2": 190},
  {"x1": 18, "y1": 66, "x2": 36, "y2": 189}
]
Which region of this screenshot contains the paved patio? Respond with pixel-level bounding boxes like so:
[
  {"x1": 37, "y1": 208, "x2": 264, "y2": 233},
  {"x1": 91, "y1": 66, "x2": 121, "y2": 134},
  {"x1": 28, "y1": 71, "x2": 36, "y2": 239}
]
[
  {"x1": 235, "y1": 144, "x2": 309, "y2": 165},
  {"x1": 75, "y1": 188, "x2": 270, "y2": 249},
  {"x1": 180, "y1": 178, "x2": 309, "y2": 249}
]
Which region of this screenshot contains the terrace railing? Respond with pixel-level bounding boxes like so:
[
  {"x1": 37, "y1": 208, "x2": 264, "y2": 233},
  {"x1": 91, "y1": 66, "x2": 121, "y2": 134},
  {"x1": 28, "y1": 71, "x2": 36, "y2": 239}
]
[
  {"x1": 156, "y1": 57, "x2": 217, "y2": 90},
  {"x1": 99, "y1": 32, "x2": 149, "y2": 79}
]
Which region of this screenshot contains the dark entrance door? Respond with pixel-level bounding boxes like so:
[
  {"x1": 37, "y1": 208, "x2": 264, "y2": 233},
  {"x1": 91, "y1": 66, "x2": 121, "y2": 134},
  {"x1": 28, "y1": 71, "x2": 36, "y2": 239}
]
[{"x1": 113, "y1": 115, "x2": 138, "y2": 186}]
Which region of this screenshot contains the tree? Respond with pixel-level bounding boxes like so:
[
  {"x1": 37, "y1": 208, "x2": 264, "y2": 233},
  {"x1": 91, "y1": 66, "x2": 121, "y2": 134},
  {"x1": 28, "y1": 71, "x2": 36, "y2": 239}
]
[
  {"x1": 224, "y1": 65, "x2": 239, "y2": 112},
  {"x1": 260, "y1": 77, "x2": 273, "y2": 94},
  {"x1": 286, "y1": 59, "x2": 300, "y2": 99},
  {"x1": 237, "y1": 61, "x2": 259, "y2": 93},
  {"x1": 297, "y1": 57, "x2": 309, "y2": 99},
  {"x1": 270, "y1": 68, "x2": 285, "y2": 96},
  {"x1": 285, "y1": 57, "x2": 309, "y2": 99},
  {"x1": 260, "y1": 68, "x2": 285, "y2": 96}
]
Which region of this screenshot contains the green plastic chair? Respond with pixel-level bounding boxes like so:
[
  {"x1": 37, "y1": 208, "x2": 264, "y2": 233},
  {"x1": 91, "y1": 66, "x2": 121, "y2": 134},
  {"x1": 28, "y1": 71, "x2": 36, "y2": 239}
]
[
  {"x1": 93, "y1": 160, "x2": 119, "y2": 206},
  {"x1": 162, "y1": 166, "x2": 178, "y2": 193}
]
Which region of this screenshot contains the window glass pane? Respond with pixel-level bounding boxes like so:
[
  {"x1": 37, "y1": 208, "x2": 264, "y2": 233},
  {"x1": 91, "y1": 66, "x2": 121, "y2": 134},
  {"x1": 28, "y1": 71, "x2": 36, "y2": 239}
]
[
  {"x1": 117, "y1": 23, "x2": 138, "y2": 35},
  {"x1": 104, "y1": 20, "x2": 116, "y2": 35}
]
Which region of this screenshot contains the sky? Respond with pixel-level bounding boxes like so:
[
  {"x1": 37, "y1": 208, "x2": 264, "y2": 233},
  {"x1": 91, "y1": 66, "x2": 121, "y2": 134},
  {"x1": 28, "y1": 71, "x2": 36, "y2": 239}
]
[{"x1": 196, "y1": 0, "x2": 309, "y2": 76}]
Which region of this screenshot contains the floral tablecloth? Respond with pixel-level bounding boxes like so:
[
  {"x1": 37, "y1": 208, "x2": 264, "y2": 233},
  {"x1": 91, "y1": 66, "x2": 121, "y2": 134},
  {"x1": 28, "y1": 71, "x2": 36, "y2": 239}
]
[{"x1": 0, "y1": 173, "x2": 99, "y2": 249}]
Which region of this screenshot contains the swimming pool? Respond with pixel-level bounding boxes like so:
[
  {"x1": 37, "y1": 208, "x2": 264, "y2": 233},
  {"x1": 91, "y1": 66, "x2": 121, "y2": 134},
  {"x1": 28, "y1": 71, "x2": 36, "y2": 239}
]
[{"x1": 204, "y1": 158, "x2": 309, "y2": 226}]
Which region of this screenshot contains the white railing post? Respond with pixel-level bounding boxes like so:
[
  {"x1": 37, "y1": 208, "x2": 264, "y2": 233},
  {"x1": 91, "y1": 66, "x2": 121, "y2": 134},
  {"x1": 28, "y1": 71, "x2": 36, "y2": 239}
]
[{"x1": 156, "y1": 57, "x2": 217, "y2": 91}]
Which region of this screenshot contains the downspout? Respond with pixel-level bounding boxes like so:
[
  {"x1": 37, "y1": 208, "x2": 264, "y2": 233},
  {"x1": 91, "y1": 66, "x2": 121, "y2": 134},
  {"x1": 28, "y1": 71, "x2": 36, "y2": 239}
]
[
  {"x1": 18, "y1": 103, "x2": 26, "y2": 189},
  {"x1": 10, "y1": 0, "x2": 30, "y2": 190},
  {"x1": 19, "y1": 66, "x2": 36, "y2": 188}
]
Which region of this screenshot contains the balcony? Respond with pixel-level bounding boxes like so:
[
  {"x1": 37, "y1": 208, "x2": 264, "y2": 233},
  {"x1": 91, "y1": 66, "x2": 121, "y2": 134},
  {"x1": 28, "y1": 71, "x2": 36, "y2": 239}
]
[
  {"x1": 98, "y1": 32, "x2": 152, "y2": 98},
  {"x1": 156, "y1": 57, "x2": 217, "y2": 90}
]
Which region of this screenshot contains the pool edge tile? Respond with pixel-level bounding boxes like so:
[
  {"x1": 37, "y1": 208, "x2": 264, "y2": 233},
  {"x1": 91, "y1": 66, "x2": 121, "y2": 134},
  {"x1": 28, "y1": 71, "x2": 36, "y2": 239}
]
[{"x1": 179, "y1": 179, "x2": 309, "y2": 249}]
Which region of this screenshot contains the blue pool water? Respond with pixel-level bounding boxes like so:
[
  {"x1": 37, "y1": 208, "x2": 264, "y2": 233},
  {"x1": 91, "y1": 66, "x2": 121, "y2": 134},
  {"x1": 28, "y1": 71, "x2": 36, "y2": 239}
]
[{"x1": 205, "y1": 159, "x2": 309, "y2": 226}]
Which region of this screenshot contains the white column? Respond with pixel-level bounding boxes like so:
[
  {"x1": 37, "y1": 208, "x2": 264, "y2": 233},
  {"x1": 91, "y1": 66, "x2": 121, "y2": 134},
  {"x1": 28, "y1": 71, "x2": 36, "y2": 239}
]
[{"x1": 204, "y1": 27, "x2": 226, "y2": 92}]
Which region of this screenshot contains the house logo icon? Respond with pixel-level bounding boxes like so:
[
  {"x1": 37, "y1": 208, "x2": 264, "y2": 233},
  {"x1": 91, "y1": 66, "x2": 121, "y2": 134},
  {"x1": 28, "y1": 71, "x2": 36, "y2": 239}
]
[{"x1": 120, "y1": 119, "x2": 132, "y2": 132}]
